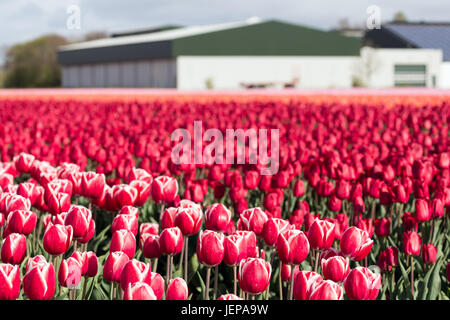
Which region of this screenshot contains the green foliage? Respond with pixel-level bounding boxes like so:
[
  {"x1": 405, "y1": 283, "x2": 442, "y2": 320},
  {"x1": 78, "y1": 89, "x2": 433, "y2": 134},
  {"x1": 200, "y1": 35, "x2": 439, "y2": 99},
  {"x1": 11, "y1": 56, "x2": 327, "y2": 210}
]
[{"x1": 3, "y1": 34, "x2": 67, "y2": 88}]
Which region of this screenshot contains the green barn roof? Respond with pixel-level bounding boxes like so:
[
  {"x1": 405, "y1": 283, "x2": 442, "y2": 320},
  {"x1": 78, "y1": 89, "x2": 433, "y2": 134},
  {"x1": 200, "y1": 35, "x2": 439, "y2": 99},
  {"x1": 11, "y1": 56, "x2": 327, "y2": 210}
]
[{"x1": 58, "y1": 19, "x2": 361, "y2": 65}]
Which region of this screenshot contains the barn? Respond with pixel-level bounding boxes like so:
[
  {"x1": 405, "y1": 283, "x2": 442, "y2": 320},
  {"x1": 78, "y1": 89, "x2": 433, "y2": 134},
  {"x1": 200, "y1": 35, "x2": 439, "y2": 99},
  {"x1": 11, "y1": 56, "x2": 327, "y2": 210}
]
[{"x1": 58, "y1": 18, "x2": 362, "y2": 89}]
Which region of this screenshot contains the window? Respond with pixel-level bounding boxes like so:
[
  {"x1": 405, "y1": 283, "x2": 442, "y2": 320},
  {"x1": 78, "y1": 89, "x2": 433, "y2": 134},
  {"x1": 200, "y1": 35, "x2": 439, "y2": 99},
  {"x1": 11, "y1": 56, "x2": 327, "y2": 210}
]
[{"x1": 394, "y1": 64, "x2": 427, "y2": 87}]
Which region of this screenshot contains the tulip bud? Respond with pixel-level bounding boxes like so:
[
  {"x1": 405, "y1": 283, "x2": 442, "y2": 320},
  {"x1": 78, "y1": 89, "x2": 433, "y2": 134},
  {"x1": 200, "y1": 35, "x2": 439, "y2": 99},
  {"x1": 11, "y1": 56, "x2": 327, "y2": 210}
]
[
  {"x1": 23, "y1": 261, "x2": 55, "y2": 300},
  {"x1": 237, "y1": 207, "x2": 269, "y2": 237},
  {"x1": 293, "y1": 180, "x2": 305, "y2": 197},
  {"x1": 344, "y1": 267, "x2": 381, "y2": 300},
  {"x1": 7, "y1": 210, "x2": 37, "y2": 236},
  {"x1": 43, "y1": 224, "x2": 73, "y2": 256},
  {"x1": 166, "y1": 277, "x2": 188, "y2": 300},
  {"x1": 112, "y1": 184, "x2": 138, "y2": 209},
  {"x1": 80, "y1": 172, "x2": 106, "y2": 199},
  {"x1": 403, "y1": 231, "x2": 421, "y2": 256},
  {"x1": 174, "y1": 207, "x2": 203, "y2": 236},
  {"x1": 307, "y1": 218, "x2": 336, "y2": 250},
  {"x1": 415, "y1": 198, "x2": 431, "y2": 222},
  {"x1": 151, "y1": 176, "x2": 178, "y2": 203},
  {"x1": 321, "y1": 256, "x2": 350, "y2": 282},
  {"x1": 276, "y1": 229, "x2": 310, "y2": 265},
  {"x1": 58, "y1": 257, "x2": 82, "y2": 288},
  {"x1": 160, "y1": 207, "x2": 177, "y2": 230},
  {"x1": 14, "y1": 153, "x2": 35, "y2": 173},
  {"x1": 123, "y1": 282, "x2": 156, "y2": 300},
  {"x1": 143, "y1": 234, "x2": 161, "y2": 259},
  {"x1": 64, "y1": 205, "x2": 93, "y2": 239},
  {"x1": 422, "y1": 243, "x2": 437, "y2": 264},
  {"x1": 205, "y1": 203, "x2": 231, "y2": 232},
  {"x1": 103, "y1": 251, "x2": 130, "y2": 283},
  {"x1": 112, "y1": 213, "x2": 138, "y2": 236},
  {"x1": 110, "y1": 230, "x2": 136, "y2": 259},
  {"x1": 374, "y1": 218, "x2": 391, "y2": 238},
  {"x1": 85, "y1": 251, "x2": 98, "y2": 277},
  {"x1": 281, "y1": 264, "x2": 299, "y2": 282},
  {"x1": 262, "y1": 218, "x2": 291, "y2": 247},
  {"x1": 293, "y1": 271, "x2": 323, "y2": 300},
  {"x1": 159, "y1": 227, "x2": 183, "y2": 256},
  {"x1": 340, "y1": 226, "x2": 373, "y2": 261},
  {"x1": 129, "y1": 180, "x2": 151, "y2": 207},
  {"x1": 71, "y1": 251, "x2": 88, "y2": 275},
  {"x1": 223, "y1": 234, "x2": 246, "y2": 266},
  {"x1": 238, "y1": 257, "x2": 271, "y2": 294},
  {"x1": 120, "y1": 259, "x2": 152, "y2": 291},
  {"x1": 197, "y1": 230, "x2": 225, "y2": 267},
  {"x1": 308, "y1": 280, "x2": 344, "y2": 300},
  {"x1": 1, "y1": 233, "x2": 27, "y2": 265},
  {"x1": 0, "y1": 263, "x2": 21, "y2": 300}
]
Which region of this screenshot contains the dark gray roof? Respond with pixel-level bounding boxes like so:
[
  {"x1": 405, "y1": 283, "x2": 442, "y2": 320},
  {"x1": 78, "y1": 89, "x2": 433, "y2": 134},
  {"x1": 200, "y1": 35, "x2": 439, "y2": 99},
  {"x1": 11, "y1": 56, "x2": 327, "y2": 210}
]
[{"x1": 385, "y1": 23, "x2": 450, "y2": 60}]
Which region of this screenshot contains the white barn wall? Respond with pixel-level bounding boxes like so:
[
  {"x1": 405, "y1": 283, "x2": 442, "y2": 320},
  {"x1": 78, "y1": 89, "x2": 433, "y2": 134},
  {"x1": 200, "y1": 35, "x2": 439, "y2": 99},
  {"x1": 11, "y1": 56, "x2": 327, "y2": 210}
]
[
  {"x1": 176, "y1": 56, "x2": 359, "y2": 89},
  {"x1": 440, "y1": 62, "x2": 450, "y2": 88},
  {"x1": 360, "y1": 47, "x2": 442, "y2": 88}
]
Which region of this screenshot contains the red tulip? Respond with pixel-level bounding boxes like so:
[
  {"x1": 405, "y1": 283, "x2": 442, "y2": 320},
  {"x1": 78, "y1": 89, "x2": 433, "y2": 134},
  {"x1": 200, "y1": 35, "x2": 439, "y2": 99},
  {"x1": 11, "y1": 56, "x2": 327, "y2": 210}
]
[
  {"x1": 223, "y1": 234, "x2": 246, "y2": 266},
  {"x1": 14, "y1": 153, "x2": 35, "y2": 173},
  {"x1": 142, "y1": 234, "x2": 161, "y2": 259},
  {"x1": 238, "y1": 257, "x2": 271, "y2": 294},
  {"x1": 123, "y1": 282, "x2": 156, "y2": 300},
  {"x1": 71, "y1": 251, "x2": 88, "y2": 275},
  {"x1": 293, "y1": 179, "x2": 305, "y2": 197},
  {"x1": 262, "y1": 218, "x2": 291, "y2": 247},
  {"x1": 0, "y1": 263, "x2": 21, "y2": 300},
  {"x1": 151, "y1": 176, "x2": 178, "y2": 203},
  {"x1": 218, "y1": 293, "x2": 243, "y2": 300},
  {"x1": 23, "y1": 260, "x2": 55, "y2": 300},
  {"x1": 120, "y1": 259, "x2": 152, "y2": 290},
  {"x1": 1, "y1": 233, "x2": 27, "y2": 265},
  {"x1": 308, "y1": 280, "x2": 343, "y2": 300},
  {"x1": 159, "y1": 227, "x2": 183, "y2": 255},
  {"x1": 160, "y1": 207, "x2": 177, "y2": 230},
  {"x1": 403, "y1": 231, "x2": 421, "y2": 256},
  {"x1": 112, "y1": 213, "x2": 138, "y2": 236},
  {"x1": 281, "y1": 264, "x2": 299, "y2": 282},
  {"x1": 64, "y1": 205, "x2": 92, "y2": 239},
  {"x1": 340, "y1": 226, "x2": 373, "y2": 261},
  {"x1": 293, "y1": 271, "x2": 323, "y2": 300},
  {"x1": 174, "y1": 207, "x2": 203, "y2": 236},
  {"x1": 85, "y1": 251, "x2": 98, "y2": 277},
  {"x1": 197, "y1": 230, "x2": 225, "y2": 267},
  {"x1": 205, "y1": 203, "x2": 231, "y2": 232},
  {"x1": 422, "y1": 243, "x2": 437, "y2": 264},
  {"x1": 307, "y1": 218, "x2": 336, "y2": 250},
  {"x1": 139, "y1": 222, "x2": 159, "y2": 236},
  {"x1": 110, "y1": 230, "x2": 136, "y2": 259},
  {"x1": 47, "y1": 192, "x2": 71, "y2": 216},
  {"x1": 374, "y1": 218, "x2": 391, "y2": 238},
  {"x1": 344, "y1": 267, "x2": 381, "y2": 300},
  {"x1": 80, "y1": 172, "x2": 106, "y2": 199},
  {"x1": 103, "y1": 251, "x2": 130, "y2": 283},
  {"x1": 58, "y1": 257, "x2": 82, "y2": 288},
  {"x1": 43, "y1": 224, "x2": 73, "y2": 256},
  {"x1": 129, "y1": 180, "x2": 151, "y2": 206},
  {"x1": 415, "y1": 199, "x2": 431, "y2": 222},
  {"x1": 276, "y1": 229, "x2": 310, "y2": 265},
  {"x1": 321, "y1": 256, "x2": 350, "y2": 282},
  {"x1": 6, "y1": 210, "x2": 37, "y2": 236},
  {"x1": 237, "y1": 207, "x2": 268, "y2": 237},
  {"x1": 112, "y1": 184, "x2": 138, "y2": 209},
  {"x1": 166, "y1": 277, "x2": 188, "y2": 300}
]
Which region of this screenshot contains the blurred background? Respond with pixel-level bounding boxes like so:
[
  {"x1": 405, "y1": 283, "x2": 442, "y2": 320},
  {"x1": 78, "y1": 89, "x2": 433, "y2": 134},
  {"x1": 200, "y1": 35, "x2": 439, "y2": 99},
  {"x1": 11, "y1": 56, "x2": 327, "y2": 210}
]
[{"x1": 1, "y1": 0, "x2": 449, "y2": 89}]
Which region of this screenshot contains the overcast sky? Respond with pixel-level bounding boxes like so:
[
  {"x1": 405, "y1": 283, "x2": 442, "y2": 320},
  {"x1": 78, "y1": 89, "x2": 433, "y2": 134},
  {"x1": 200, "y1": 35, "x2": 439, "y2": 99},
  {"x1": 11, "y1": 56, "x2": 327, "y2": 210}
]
[{"x1": 0, "y1": 0, "x2": 448, "y2": 63}]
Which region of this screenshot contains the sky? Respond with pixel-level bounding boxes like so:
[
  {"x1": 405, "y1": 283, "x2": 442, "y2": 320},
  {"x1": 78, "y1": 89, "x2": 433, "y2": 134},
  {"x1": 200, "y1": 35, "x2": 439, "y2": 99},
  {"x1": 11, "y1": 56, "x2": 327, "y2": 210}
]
[{"x1": 0, "y1": 0, "x2": 448, "y2": 64}]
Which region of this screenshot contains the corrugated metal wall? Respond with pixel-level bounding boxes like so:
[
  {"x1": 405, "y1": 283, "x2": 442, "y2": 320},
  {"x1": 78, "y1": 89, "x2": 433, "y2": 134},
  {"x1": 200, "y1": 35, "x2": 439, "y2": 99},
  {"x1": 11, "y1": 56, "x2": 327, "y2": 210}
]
[{"x1": 62, "y1": 59, "x2": 177, "y2": 88}]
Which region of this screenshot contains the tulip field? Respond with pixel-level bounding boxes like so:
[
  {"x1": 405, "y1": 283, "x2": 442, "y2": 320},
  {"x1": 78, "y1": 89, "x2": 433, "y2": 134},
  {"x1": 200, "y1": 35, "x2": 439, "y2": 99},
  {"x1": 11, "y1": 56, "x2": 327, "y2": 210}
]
[{"x1": 0, "y1": 89, "x2": 449, "y2": 301}]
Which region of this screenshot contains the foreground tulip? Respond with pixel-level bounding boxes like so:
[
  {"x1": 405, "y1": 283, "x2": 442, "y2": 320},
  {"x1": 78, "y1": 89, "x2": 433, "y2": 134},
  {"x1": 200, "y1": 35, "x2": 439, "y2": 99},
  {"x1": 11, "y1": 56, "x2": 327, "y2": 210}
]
[
  {"x1": 262, "y1": 218, "x2": 291, "y2": 247},
  {"x1": 58, "y1": 257, "x2": 82, "y2": 288},
  {"x1": 321, "y1": 256, "x2": 350, "y2": 282},
  {"x1": 1, "y1": 233, "x2": 27, "y2": 265},
  {"x1": 223, "y1": 234, "x2": 247, "y2": 266},
  {"x1": 103, "y1": 251, "x2": 130, "y2": 283},
  {"x1": 14, "y1": 153, "x2": 35, "y2": 173},
  {"x1": 110, "y1": 230, "x2": 136, "y2": 259},
  {"x1": 344, "y1": 267, "x2": 381, "y2": 300},
  {"x1": 6, "y1": 210, "x2": 37, "y2": 236},
  {"x1": 205, "y1": 203, "x2": 232, "y2": 232},
  {"x1": 160, "y1": 207, "x2": 177, "y2": 230},
  {"x1": 166, "y1": 277, "x2": 188, "y2": 300},
  {"x1": 159, "y1": 227, "x2": 183, "y2": 256},
  {"x1": 142, "y1": 234, "x2": 161, "y2": 259},
  {"x1": 276, "y1": 229, "x2": 310, "y2": 265},
  {"x1": 151, "y1": 176, "x2": 178, "y2": 204},
  {"x1": 197, "y1": 230, "x2": 225, "y2": 267},
  {"x1": 112, "y1": 213, "x2": 138, "y2": 236},
  {"x1": 293, "y1": 271, "x2": 323, "y2": 300},
  {"x1": 0, "y1": 263, "x2": 21, "y2": 300},
  {"x1": 307, "y1": 218, "x2": 336, "y2": 250},
  {"x1": 308, "y1": 280, "x2": 343, "y2": 300},
  {"x1": 123, "y1": 282, "x2": 157, "y2": 300},
  {"x1": 120, "y1": 259, "x2": 152, "y2": 291},
  {"x1": 43, "y1": 224, "x2": 73, "y2": 256},
  {"x1": 238, "y1": 207, "x2": 269, "y2": 237},
  {"x1": 340, "y1": 226, "x2": 373, "y2": 261},
  {"x1": 218, "y1": 293, "x2": 243, "y2": 300},
  {"x1": 64, "y1": 205, "x2": 93, "y2": 239},
  {"x1": 85, "y1": 251, "x2": 99, "y2": 277},
  {"x1": 23, "y1": 261, "x2": 55, "y2": 300},
  {"x1": 174, "y1": 206, "x2": 203, "y2": 236},
  {"x1": 238, "y1": 258, "x2": 271, "y2": 294}
]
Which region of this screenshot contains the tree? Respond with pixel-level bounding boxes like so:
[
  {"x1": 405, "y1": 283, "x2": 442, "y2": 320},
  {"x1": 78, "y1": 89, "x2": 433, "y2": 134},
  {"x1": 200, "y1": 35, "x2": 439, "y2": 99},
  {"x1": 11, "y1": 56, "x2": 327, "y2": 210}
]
[
  {"x1": 393, "y1": 11, "x2": 407, "y2": 22},
  {"x1": 3, "y1": 34, "x2": 67, "y2": 88},
  {"x1": 83, "y1": 31, "x2": 108, "y2": 41}
]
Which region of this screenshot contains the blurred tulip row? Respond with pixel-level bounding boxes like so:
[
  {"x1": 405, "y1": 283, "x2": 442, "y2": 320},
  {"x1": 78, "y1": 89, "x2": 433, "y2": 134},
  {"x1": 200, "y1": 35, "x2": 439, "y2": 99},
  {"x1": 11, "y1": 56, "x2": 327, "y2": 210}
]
[{"x1": 0, "y1": 94, "x2": 448, "y2": 300}]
